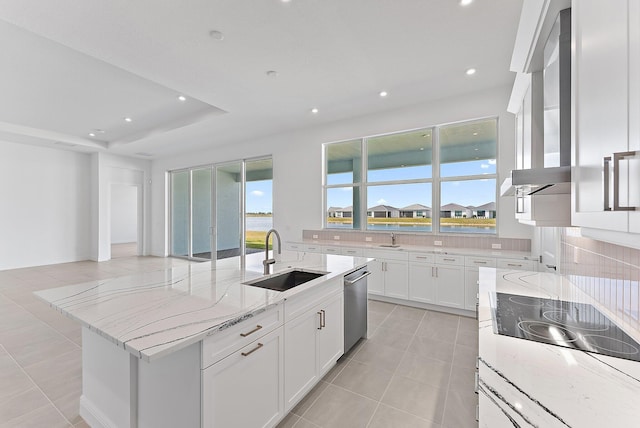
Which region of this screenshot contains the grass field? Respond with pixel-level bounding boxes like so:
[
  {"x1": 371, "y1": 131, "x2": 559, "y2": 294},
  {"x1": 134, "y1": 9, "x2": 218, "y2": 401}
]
[{"x1": 246, "y1": 230, "x2": 270, "y2": 249}]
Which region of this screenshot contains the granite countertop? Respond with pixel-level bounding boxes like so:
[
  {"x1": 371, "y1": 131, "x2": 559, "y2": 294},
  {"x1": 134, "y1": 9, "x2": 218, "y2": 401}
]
[
  {"x1": 478, "y1": 269, "x2": 640, "y2": 427},
  {"x1": 35, "y1": 251, "x2": 369, "y2": 362},
  {"x1": 294, "y1": 239, "x2": 534, "y2": 260}
]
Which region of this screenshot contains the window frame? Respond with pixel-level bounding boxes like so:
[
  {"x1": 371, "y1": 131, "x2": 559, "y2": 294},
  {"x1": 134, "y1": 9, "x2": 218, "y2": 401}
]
[{"x1": 323, "y1": 116, "x2": 499, "y2": 235}]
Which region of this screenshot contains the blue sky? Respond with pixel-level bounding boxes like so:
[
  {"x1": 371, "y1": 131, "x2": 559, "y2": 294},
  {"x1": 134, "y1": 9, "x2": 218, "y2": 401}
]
[
  {"x1": 327, "y1": 160, "x2": 496, "y2": 209},
  {"x1": 246, "y1": 180, "x2": 273, "y2": 213}
]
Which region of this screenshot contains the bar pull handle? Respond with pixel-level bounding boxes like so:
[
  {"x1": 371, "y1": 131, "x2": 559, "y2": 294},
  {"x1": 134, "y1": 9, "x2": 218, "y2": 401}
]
[
  {"x1": 241, "y1": 343, "x2": 263, "y2": 357},
  {"x1": 474, "y1": 261, "x2": 487, "y2": 265},
  {"x1": 344, "y1": 271, "x2": 371, "y2": 285},
  {"x1": 604, "y1": 156, "x2": 612, "y2": 211},
  {"x1": 240, "y1": 325, "x2": 263, "y2": 337},
  {"x1": 317, "y1": 312, "x2": 323, "y2": 330},
  {"x1": 321, "y1": 309, "x2": 326, "y2": 328},
  {"x1": 613, "y1": 151, "x2": 639, "y2": 211}
]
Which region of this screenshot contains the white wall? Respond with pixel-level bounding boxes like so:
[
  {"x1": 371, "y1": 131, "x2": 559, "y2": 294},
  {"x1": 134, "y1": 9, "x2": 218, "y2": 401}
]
[
  {"x1": 110, "y1": 184, "x2": 138, "y2": 244},
  {"x1": 151, "y1": 85, "x2": 533, "y2": 256},
  {"x1": 0, "y1": 141, "x2": 91, "y2": 270}
]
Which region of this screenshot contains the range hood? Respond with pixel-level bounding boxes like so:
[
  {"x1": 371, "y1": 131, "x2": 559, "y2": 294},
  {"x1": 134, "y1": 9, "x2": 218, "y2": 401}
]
[{"x1": 500, "y1": 165, "x2": 571, "y2": 196}]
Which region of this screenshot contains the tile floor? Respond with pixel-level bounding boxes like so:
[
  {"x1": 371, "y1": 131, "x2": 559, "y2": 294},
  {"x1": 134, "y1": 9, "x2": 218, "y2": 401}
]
[
  {"x1": 0, "y1": 256, "x2": 478, "y2": 428},
  {"x1": 277, "y1": 300, "x2": 479, "y2": 428}
]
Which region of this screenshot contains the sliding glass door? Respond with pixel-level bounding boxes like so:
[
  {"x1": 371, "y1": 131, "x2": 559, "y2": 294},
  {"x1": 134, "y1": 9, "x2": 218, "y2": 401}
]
[{"x1": 169, "y1": 157, "x2": 272, "y2": 261}]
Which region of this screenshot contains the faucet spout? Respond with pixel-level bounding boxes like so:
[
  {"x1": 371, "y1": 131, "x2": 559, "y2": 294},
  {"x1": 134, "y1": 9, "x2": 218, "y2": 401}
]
[{"x1": 263, "y1": 229, "x2": 282, "y2": 275}]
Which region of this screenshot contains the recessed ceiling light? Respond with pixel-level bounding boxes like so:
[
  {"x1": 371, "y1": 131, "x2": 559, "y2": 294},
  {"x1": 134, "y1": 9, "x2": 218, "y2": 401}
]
[
  {"x1": 311, "y1": 108, "x2": 319, "y2": 114},
  {"x1": 460, "y1": 0, "x2": 473, "y2": 6},
  {"x1": 124, "y1": 117, "x2": 133, "y2": 123},
  {"x1": 88, "y1": 133, "x2": 96, "y2": 137},
  {"x1": 379, "y1": 91, "x2": 388, "y2": 97},
  {"x1": 281, "y1": 0, "x2": 292, "y2": 3},
  {"x1": 178, "y1": 95, "x2": 187, "y2": 102},
  {"x1": 466, "y1": 68, "x2": 477, "y2": 76},
  {"x1": 209, "y1": 30, "x2": 224, "y2": 41},
  {"x1": 266, "y1": 70, "x2": 279, "y2": 78}
]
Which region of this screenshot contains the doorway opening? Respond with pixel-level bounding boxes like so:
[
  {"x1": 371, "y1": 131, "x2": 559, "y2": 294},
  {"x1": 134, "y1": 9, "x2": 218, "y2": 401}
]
[{"x1": 111, "y1": 184, "x2": 139, "y2": 258}]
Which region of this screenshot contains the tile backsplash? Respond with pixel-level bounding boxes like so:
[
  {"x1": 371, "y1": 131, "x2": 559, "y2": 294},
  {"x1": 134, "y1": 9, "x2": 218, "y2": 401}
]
[
  {"x1": 301, "y1": 229, "x2": 531, "y2": 252},
  {"x1": 560, "y1": 227, "x2": 640, "y2": 330}
]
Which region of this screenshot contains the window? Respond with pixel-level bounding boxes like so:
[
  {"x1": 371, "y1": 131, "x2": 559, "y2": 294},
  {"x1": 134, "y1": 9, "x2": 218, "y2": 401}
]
[{"x1": 323, "y1": 118, "x2": 497, "y2": 234}]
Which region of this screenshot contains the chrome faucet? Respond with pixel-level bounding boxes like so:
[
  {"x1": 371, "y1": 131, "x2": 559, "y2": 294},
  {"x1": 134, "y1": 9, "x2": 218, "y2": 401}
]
[
  {"x1": 263, "y1": 229, "x2": 282, "y2": 275},
  {"x1": 391, "y1": 233, "x2": 396, "y2": 246}
]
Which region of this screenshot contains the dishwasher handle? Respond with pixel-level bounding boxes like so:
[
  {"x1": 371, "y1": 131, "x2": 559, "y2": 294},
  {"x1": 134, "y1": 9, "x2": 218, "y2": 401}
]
[{"x1": 344, "y1": 271, "x2": 371, "y2": 285}]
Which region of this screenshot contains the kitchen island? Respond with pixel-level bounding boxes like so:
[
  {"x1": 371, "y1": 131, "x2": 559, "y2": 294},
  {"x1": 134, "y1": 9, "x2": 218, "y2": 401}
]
[
  {"x1": 478, "y1": 268, "x2": 640, "y2": 427},
  {"x1": 35, "y1": 251, "x2": 369, "y2": 428}
]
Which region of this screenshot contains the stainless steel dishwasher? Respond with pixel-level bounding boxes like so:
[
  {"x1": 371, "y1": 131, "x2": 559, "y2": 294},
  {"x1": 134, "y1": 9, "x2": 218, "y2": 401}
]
[{"x1": 343, "y1": 266, "x2": 370, "y2": 353}]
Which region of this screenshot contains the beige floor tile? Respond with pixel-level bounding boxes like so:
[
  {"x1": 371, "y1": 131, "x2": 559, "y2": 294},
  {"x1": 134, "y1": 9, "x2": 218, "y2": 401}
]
[
  {"x1": 331, "y1": 360, "x2": 393, "y2": 401},
  {"x1": 442, "y1": 387, "x2": 478, "y2": 428},
  {"x1": 368, "y1": 326, "x2": 414, "y2": 351},
  {"x1": 0, "y1": 358, "x2": 35, "y2": 404},
  {"x1": 35, "y1": 369, "x2": 82, "y2": 403},
  {"x1": 458, "y1": 316, "x2": 478, "y2": 332},
  {"x1": 379, "y1": 315, "x2": 421, "y2": 335},
  {"x1": 452, "y1": 344, "x2": 478, "y2": 370},
  {"x1": 291, "y1": 381, "x2": 329, "y2": 417},
  {"x1": 380, "y1": 376, "x2": 446, "y2": 423},
  {"x1": 1, "y1": 403, "x2": 71, "y2": 428},
  {"x1": 7, "y1": 334, "x2": 76, "y2": 368},
  {"x1": 388, "y1": 304, "x2": 427, "y2": 321},
  {"x1": 52, "y1": 390, "x2": 83, "y2": 425},
  {"x1": 415, "y1": 319, "x2": 458, "y2": 343},
  {"x1": 303, "y1": 384, "x2": 377, "y2": 428},
  {"x1": 456, "y1": 328, "x2": 479, "y2": 348},
  {"x1": 368, "y1": 404, "x2": 441, "y2": 428},
  {"x1": 73, "y1": 419, "x2": 90, "y2": 428},
  {"x1": 22, "y1": 348, "x2": 81, "y2": 385},
  {"x1": 351, "y1": 341, "x2": 405, "y2": 371},
  {"x1": 368, "y1": 311, "x2": 389, "y2": 328},
  {"x1": 424, "y1": 311, "x2": 460, "y2": 329},
  {"x1": 0, "y1": 387, "x2": 50, "y2": 423},
  {"x1": 292, "y1": 418, "x2": 321, "y2": 428},
  {"x1": 407, "y1": 336, "x2": 456, "y2": 363},
  {"x1": 276, "y1": 412, "x2": 300, "y2": 428},
  {"x1": 449, "y1": 366, "x2": 476, "y2": 393},
  {"x1": 319, "y1": 357, "x2": 348, "y2": 383},
  {"x1": 367, "y1": 301, "x2": 396, "y2": 316},
  {"x1": 395, "y1": 353, "x2": 451, "y2": 390}
]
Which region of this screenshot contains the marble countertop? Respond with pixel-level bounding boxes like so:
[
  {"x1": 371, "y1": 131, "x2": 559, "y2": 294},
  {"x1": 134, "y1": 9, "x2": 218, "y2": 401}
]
[
  {"x1": 291, "y1": 239, "x2": 534, "y2": 260},
  {"x1": 35, "y1": 251, "x2": 369, "y2": 362},
  {"x1": 478, "y1": 269, "x2": 640, "y2": 427}
]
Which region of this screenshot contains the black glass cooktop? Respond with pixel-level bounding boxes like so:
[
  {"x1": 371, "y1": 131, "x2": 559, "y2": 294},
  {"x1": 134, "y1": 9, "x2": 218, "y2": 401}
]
[{"x1": 492, "y1": 292, "x2": 640, "y2": 362}]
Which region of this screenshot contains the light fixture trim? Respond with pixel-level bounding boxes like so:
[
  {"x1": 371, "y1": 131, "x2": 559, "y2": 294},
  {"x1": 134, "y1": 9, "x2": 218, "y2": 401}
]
[
  {"x1": 178, "y1": 95, "x2": 187, "y2": 102},
  {"x1": 465, "y1": 68, "x2": 477, "y2": 76},
  {"x1": 460, "y1": 0, "x2": 473, "y2": 6},
  {"x1": 379, "y1": 91, "x2": 388, "y2": 97},
  {"x1": 124, "y1": 117, "x2": 133, "y2": 123},
  {"x1": 311, "y1": 108, "x2": 319, "y2": 114}
]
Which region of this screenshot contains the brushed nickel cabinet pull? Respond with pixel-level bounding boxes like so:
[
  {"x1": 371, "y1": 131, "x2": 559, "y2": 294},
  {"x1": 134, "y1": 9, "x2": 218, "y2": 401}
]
[
  {"x1": 507, "y1": 263, "x2": 521, "y2": 267},
  {"x1": 240, "y1": 325, "x2": 263, "y2": 337},
  {"x1": 241, "y1": 342, "x2": 263, "y2": 357},
  {"x1": 321, "y1": 309, "x2": 326, "y2": 328},
  {"x1": 317, "y1": 312, "x2": 323, "y2": 330},
  {"x1": 474, "y1": 261, "x2": 487, "y2": 264}
]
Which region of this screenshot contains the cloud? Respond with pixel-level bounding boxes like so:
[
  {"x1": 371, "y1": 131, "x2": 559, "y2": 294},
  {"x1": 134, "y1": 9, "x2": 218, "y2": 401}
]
[
  {"x1": 480, "y1": 164, "x2": 490, "y2": 169},
  {"x1": 250, "y1": 190, "x2": 264, "y2": 197},
  {"x1": 488, "y1": 159, "x2": 496, "y2": 165},
  {"x1": 377, "y1": 198, "x2": 387, "y2": 204}
]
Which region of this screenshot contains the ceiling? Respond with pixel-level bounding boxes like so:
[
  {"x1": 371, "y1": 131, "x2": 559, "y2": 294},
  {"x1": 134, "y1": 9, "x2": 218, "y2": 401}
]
[{"x1": 0, "y1": 0, "x2": 523, "y2": 159}]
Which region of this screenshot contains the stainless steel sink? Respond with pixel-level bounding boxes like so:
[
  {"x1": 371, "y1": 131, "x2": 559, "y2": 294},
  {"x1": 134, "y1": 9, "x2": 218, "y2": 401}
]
[{"x1": 243, "y1": 269, "x2": 328, "y2": 292}]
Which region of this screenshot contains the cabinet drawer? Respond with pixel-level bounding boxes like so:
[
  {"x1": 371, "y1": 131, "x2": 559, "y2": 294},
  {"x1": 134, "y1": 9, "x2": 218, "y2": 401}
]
[
  {"x1": 435, "y1": 254, "x2": 464, "y2": 266},
  {"x1": 284, "y1": 277, "x2": 342, "y2": 322},
  {"x1": 464, "y1": 256, "x2": 497, "y2": 268},
  {"x1": 496, "y1": 259, "x2": 536, "y2": 271},
  {"x1": 303, "y1": 244, "x2": 322, "y2": 253},
  {"x1": 409, "y1": 252, "x2": 435, "y2": 263},
  {"x1": 366, "y1": 249, "x2": 409, "y2": 261},
  {"x1": 202, "y1": 303, "x2": 283, "y2": 368},
  {"x1": 323, "y1": 246, "x2": 342, "y2": 254},
  {"x1": 284, "y1": 242, "x2": 304, "y2": 251},
  {"x1": 342, "y1": 247, "x2": 364, "y2": 256}
]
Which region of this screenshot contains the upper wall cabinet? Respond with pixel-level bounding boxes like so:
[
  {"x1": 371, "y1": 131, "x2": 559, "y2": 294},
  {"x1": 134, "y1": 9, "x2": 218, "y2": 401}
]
[{"x1": 572, "y1": 0, "x2": 640, "y2": 241}]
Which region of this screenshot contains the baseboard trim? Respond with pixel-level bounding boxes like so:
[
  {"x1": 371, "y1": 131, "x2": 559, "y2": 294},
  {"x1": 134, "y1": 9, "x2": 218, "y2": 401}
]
[
  {"x1": 368, "y1": 294, "x2": 474, "y2": 318},
  {"x1": 79, "y1": 395, "x2": 118, "y2": 428}
]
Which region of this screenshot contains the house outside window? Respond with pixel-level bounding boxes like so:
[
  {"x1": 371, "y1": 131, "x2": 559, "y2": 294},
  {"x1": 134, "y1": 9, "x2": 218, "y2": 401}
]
[{"x1": 324, "y1": 117, "x2": 497, "y2": 234}]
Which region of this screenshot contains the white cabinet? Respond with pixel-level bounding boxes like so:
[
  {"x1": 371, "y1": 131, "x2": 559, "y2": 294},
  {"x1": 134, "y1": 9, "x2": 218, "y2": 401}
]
[
  {"x1": 573, "y1": 0, "x2": 640, "y2": 235},
  {"x1": 408, "y1": 253, "x2": 436, "y2": 304},
  {"x1": 202, "y1": 326, "x2": 284, "y2": 428},
  {"x1": 366, "y1": 250, "x2": 409, "y2": 299},
  {"x1": 463, "y1": 256, "x2": 497, "y2": 312},
  {"x1": 496, "y1": 258, "x2": 536, "y2": 271},
  {"x1": 284, "y1": 290, "x2": 343, "y2": 412}
]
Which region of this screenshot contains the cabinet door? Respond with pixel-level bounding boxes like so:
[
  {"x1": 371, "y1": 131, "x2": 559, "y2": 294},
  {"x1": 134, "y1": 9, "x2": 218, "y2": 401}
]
[
  {"x1": 573, "y1": 0, "x2": 630, "y2": 230},
  {"x1": 383, "y1": 260, "x2": 409, "y2": 299},
  {"x1": 283, "y1": 309, "x2": 319, "y2": 412},
  {"x1": 464, "y1": 267, "x2": 480, "y2": 312},
  {"x1": 367, "y1": 260, "x2": 385, "y2": 296},
  {"x1": 435, "y1": 265, "x2": 465, "y2": 309},
  {"x1": 202, "y1": 327, "x2": 283, "y2": 428},
  {"x1": 408, "y1": 263, "x2": 436, "y2": 304},
  {"x1": 317, "y1": 293, "x2": 344, "y2": 375}
]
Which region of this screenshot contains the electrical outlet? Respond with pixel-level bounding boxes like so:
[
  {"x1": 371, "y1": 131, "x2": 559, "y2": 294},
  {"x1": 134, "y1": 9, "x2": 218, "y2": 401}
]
[
  {"x1": 365, "y1": 237, "x2": 373, "y2": 242},
  {"x1": 333, "y1": 235, "x2": 340, "y2": 240},
  {"x1": 434, "y1": 240, "x2": 442, "y2": 246},
  {"x1": 312, "y1": 234, "x2": 318, "y2": 239},
  {"x1": 492, "y1": 243, "x2": 502, "y2": 249}
]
